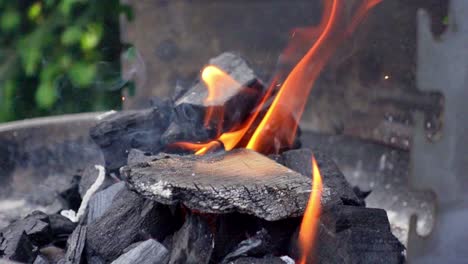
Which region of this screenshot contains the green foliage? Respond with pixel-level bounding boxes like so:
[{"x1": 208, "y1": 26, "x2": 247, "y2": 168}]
[{"x1": 0, "y1": 1, "x2": 133, "y2": 122}]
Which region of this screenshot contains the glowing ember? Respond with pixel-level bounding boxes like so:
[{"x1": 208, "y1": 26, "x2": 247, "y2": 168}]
[{"x1": 297, "y1": 156, "x2": 323, "y2": 264}]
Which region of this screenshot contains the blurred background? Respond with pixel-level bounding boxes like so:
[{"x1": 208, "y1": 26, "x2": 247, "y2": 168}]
[{"x1": 0, "y1": 1, "x2": 129, "y2": 123}]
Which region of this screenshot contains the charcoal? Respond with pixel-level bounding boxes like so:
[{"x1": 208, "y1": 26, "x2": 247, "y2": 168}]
[
  {"x1": 57, "y1": 175, "x2": 82, "y2": 211},
  {"x1": 33, "y1": 254, "x2": 50, "y2": 264},
  {"x1": 87, "y1": 182, "x2": 126, "y2": 223},
  {"x1": 63, "y1": 225, "x2": 86, "y2": 264},
  {"x1": 280, "y1": 149, "x2": 364, "y2": 207},
  {"x1": 211, "y1": 214, "x2": 258, "y2": 262},
  {"x1": 124, "y1": 149, "x2": 344, "y2": 221},
  {"x1": 86, "y1": 187, "x2": 175, "y2": 262},
  {"x1": 90, "y1": 100, "x2": 173, "y2": 171},
  {"x1": 228, "y1": 256, "x2": 287, "y2": 264},
  {"x1": 168, "y1": 213, "x2": 213, "y2": 264},
  {"x1": 49, "y1": 214, "x2": 76, "y2": 237},
  {"x1": 161, "y1": 52, "x2": 265, "y2": 145},
  {"x1": 291, "y1": 205, "x2": 405, "y2": 264},
  {"x1": 221, "y1": 228, "x2": 272, "y2": 263},
  {"x1": 0, "y1": 231, "x2": 37, "y2": 263},
  {"x1": 78, "y1": 165, "x2": 116, "y2": 198},
  {"x1": 0, "y1": 211, "x2": 52, "y2": 248},
  {"x1": 112, "y1": 239, "x2": 169, "y2": 264}
]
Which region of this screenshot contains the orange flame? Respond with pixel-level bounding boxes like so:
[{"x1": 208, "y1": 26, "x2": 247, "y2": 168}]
[
  {"x1": 202, "y1": 65, "x2": 240, "y2": 130},
  {"x1": 298, "y1": 156, "x2": 323, "y2": 264},
  {"x1": 246, "y1": 0, "x2": 381, "y2": 154},
  {"x1": 172, "y1": 0, "x2": 381, "y2": 155}
]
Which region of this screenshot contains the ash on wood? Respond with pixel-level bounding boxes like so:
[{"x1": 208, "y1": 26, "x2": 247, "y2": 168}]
[
  {"x1": 168, "y1": 213, "x2": 213, "y2": 264},
  {"x1": 279, "y1": 149, "x2": 364, "y2": 206},
  {"x1": 90, "y1": 100, "x2": 172, "y2": 171},
  {"x1": 86, "y1": 187, "x2": 175, "y2": 262},
  {"x1": 111, "y1": 239, "x2": 169, "y2": 264},
  {"x1": 124, "y1": 149, "x2": 333, "y2": 221},
  {"x1": 161, "y1": 52, "x2": 265, "y2": 145}
]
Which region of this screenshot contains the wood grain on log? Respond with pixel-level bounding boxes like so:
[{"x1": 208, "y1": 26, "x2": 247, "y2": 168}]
[{"x1": 123, "y1": 149, "x2": 341, "y2": 221}]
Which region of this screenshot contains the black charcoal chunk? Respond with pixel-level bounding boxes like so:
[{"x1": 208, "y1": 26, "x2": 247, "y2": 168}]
[
  {"x1": 90, "y1": 100, "x2": 173, "y2": 171},
  {"x1": 86, "y1": 187, "x2": 174, "y2": 262},
  {"x1": 168, "y1": 213, "x2": 213, "y2": 264},
  {"x1": 111, "y1": 239, "x2": 169, "y2": 264},
  {"x1": 87, "y1": 182, "x2": 126, "y2": 223},
  {"x1": 228, "y1": 256, "x2": 287, "y2": 264},
  {"x1": 1, "y1": 211, "x2": 52, "y2": 248},
  {"x1": 291, "y1": 205, "x2": 405, "y2": 264},
  {"x1": 222, "y1": 229, "x2": 272, "y2": 263},
  {"x1": 63, "y1": 225, "x2": 86, "y2": 264},
  {"x1": 48, "y1": 214, "x2": 76, "y2": 237},
  {"x1": 161, "y1": 52, "x2": 265, "y2": 145},
  {"x1": 0, "y1": 231, "x2": 37, "y2": 263},
  {"x1": 280, "y1": 149, "x2": 364, "y2": 207}
]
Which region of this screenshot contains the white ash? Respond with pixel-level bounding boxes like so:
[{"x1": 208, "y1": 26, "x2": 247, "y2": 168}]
[{"x1": 61, "y1": 165, "x2": 106, "y2": 222}]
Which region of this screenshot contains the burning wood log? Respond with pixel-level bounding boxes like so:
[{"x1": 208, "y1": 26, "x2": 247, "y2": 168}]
[
  {"x1": 161, "y1": 52, "x2": 265, "y2": 145},
  {"x1": 123, "y1": 149, "x2": 345, "y2": 221}
]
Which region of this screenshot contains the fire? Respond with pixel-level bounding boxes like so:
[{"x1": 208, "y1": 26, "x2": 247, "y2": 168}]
[
  {"x1": 298, "y1": 156, "x2": 323, "y2": 264},
  {"x1": 246, "y1": 0, "x2": 382, "y2": 154},
  {"x1": 202, "y1": 65, "x2": 239, "y2": 130},
  {"x1": 172, "y1": 0, "x2": 381, "y2": 155}
]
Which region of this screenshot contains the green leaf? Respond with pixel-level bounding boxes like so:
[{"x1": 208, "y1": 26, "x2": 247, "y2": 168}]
[
  {"x1": 1, "y1": 9, "x2": 20, "y2": 31},
  {"x1": 81, "y1": 23, "x2": 103, "y2": 51},
  {"x1": 68, "y1": 62, "x2": 96, "y2": 87},
  {"x1": 59, "y1": 0, "x2": 77, "y2": 15},
  {"x1": 61, "y1": 26, "x2": 82, "y2": 46},
  {"x1": 19, "y1": 45, "x2": 41, "y2": 76},
  {"x1": 28, "y1": 2, "x2": 42, "y2": 21},
  {"x1": 0, "y1": 80, "x2": 16, "y2": 121},
  {"x1": 35, "y1": 79, "x2": 57, "y2": 109}
]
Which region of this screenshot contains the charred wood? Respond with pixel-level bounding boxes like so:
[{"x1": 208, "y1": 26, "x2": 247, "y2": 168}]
[
  {"x1": 85, "y1": 187, "x2": 175, "y2": 262},
  {"x1": 63, "y1": 225, "x2": 86, "y2": 264},
  {"x1": 279, "y1": 149, "x2": 364, "y2": 206},
  {"x1": 86, "y1": 182, "x2": 126, "y2": 223},
  {"x1": 124, "y1": 149, "x2": 332, "y2": 221},
  {"x1": 112, "y1": 239, "x2": 169, "y2": 264},
  {"x1": 90, "y1": 100, "x2": 173, "y2": 171},
  {"x1": 161, "y1": 52, "x2": 265, "y2": 145},
  {"x1": 168, "y1": 213, "x2": 213, "y2": 264}
]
